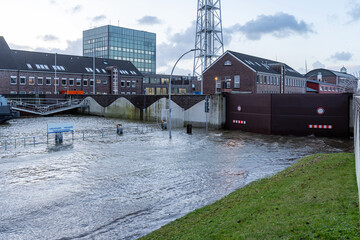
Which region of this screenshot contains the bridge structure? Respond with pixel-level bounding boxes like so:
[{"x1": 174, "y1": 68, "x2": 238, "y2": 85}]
[{"x1": 8, "y1": 98, "x2": 88, "y2": 116}]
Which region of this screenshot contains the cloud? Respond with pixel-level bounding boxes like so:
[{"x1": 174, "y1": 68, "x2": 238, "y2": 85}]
[
  {"x1": 138, "y1": 16, "x2": 162, "y2": 25},
  {"x1": 348, "y1": 2, "x2": 360, "y2": 22},
  {"x1": 226, "y1": 12, "x2": 314, "y2": 40},
  {"x1": 9, "y1": 38, "x2": 82, "y2": 56},
  {"x1": 312, "y1": 61, "x2": 325, "y2": 69},
  {"x1": 330, "y1": 52, "x2": 353, "y2": 61},
  {"x1": 92, "y1": 15, "x2": 106, "y2": 23},
  {"x1": 72, "y1": 5, "x2": 83, "y2": 14},
  {"x1": 40, "y1": 34, "x2": 59, "y2": 42},
  {"x1": 49, "y1": 0, "x2": 56, "y2": 4},
  {"x1": 157, "y1": 22, "x2": 196, "y2": 70}
]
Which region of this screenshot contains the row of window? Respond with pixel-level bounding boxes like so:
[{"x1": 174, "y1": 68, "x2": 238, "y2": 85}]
[
  {"x1": 8, "y1": 91, "x2": 135, "y2": 95},
  {"x1": 215, "y1": 76, "x2": 241, "y2": 89},
  {"x1": 320, "y1": 86, "x2": 339, "y2": 92},
  {"x1": 26, "y1": 63, "x2": 66, "y2": 71},
  {"x1": 10, "y1": 76, "x2": 107, "y2": 87},
  {"x1": 257, "y1": 75, "x2": 306, "y2": 87}
]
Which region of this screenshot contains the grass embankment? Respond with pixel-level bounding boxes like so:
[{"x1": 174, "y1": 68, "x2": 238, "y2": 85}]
[{"x1": 141, "y1": 153, "x2": 360, "y2": 239}]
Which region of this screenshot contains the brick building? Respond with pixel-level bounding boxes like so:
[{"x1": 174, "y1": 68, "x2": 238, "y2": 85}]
[
  {"x1": 142, "y1": 74, "x2": 200, "y2": 95},
  {"x1": 306, "y1": 79, "x2": 340, "y2": 94},
  {"x1": 203, "y1": 50, "x2": 306, "y2": 94},
  {"x1": 0, "y1": 36, "x2": 143, "y2": 95},
  {"x1": 305, "y1": 68, "x2": 358, "y2": 93}
]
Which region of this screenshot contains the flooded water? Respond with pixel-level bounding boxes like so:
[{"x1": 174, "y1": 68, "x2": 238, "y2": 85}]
[{"x1": 0, "y1": 116, "x2": 353, "y2": 239}]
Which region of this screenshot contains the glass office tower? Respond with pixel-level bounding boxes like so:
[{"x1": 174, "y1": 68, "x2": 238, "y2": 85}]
[{"x1": 83, "y1": 25, "x2": 156, "y2": 74}]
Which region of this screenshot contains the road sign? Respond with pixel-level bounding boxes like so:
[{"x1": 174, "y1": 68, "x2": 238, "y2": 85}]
[
  {"x1": 47, "y1": 122, "x2": 74, "y2": 134},
  {"x1": 317, "y1": 107, "x2": 325, "y2": 115},
  {"x1": 237, "y1": 105, "x2": 242, "y2": 112}
]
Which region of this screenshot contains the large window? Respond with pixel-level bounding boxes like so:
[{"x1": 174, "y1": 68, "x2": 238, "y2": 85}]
[
  {"x1": 37, "y1": 77, "x2": 43, "y2": 85},
  {"x1": 132, "y1": 81, "x2": 136, "y2": 88},
  {"x1": 121, "y1": 80, "x2": 125, "y2": 87},
  {"x1": 76, "y1": 79, "x2": 81, "y2": 86},
  {"x1": 83, "y1": 79, "x2": 88, "y2": 86},
  {"x1": 69, "y1": 78, "x2": 74, "y2": 86},
  {"x1": 20, "y1": 76, "x2": 26, "y2": 85},
  {"x1": 10, "y1": 76, "x2": 17, "y2": 85},
  {"x1": 46, "y1": 77, "x2": 51, "y2": 85},
  {"x1": 61, "y1": 78, "x2": 67, "y2": 86},
  {"x1": 127, "y1": 81, "x2": 131, "y2": 87},
  {"x1": 234, "y1": 75, "x2": 240, "y2": 88},
  {"x1": 29, "y1": 77, "x2": 35, "y2": 85}
]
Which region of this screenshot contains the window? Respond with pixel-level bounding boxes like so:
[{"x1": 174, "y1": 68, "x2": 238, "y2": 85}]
[
  {"x1": 29, "y1": 77, "x2": 35, "y2": 85},
  {"x1": 46, "y1": 77, "x2": 51, "y2": 85},
  {"x1": 37, "y1": 77, "x2": 43, "y2": 85},
  {"x1": 320, "y1": 86, "x2": 324, "y2": 91},
  {"x1": 96, "y1": 79, "x2": 101, "y2": 84},
  {"x1": 121, "y1": 80, "x2": 125, "y2": 87},
  {"x1": 76, "y1": 79, "x2": 81, "y2": 86},
  {"x1": 20, "y1": 76, "x2": 26, "y2": 85},
  {"x1": 126, "y1": 92, "x2": 131, "y2": 95},
  {"x1": 55, "y1": 78, "x2": 59, "y2": 86},
  {"x1": 26, "y1": 63, "x2": 32, "y2": 69},
  {"x1": 127, "y1": 81, "x2": 131, "y2": 87},
  {"x1": 69, "y1": 78, "x2": 74, "y2": 86},
  {"x1": 161, "y1": 78, "x2": 169, "y2": 84},
  {"x1": 90, "y1": 79, "x2": 94, "y2": 86},
  {"x1": 61, "y1": 78, "x2": 67, "y2": 86},
  {"x1": 264, "y1": 76, "x2": 267, "y2": 84},
  {"x1": 83, "y1": 79, "x2": 88, "y2": 86},
  {"x1": 132, "y1": 81, "x2": 136, "y2": 88},
  {"x1": 103, "y1": 79, "x2": 107, "y2": 84},
  {"x1": 10, "y1": 76, "x2": 17, "y2": 85},
  {"x1": 10, "y1": 91, "x2": 17, "y2": 94},
  {"x1": 234, "y1": 75, "x2": 240, "y2": 88},
  {"x1": 256, "y1": 75, "x2": 260, "y2": 84},
  {"x1": 132, "y1": 92, "x2": 136, "y2": 95},
  {"x1": 224, "y1": 60, "x2": 232, "y2": 66},
  {"x1": 20, "y1": 91, "x2": 26, "y2": 94}
]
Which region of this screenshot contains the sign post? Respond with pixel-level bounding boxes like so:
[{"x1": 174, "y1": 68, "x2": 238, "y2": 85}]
[
  {"x1": 47, "y1": 123, "x2": 74, "y2": 144},
  {"x1": 205, "y1": 95, "x2": 210, "y2": 135}
]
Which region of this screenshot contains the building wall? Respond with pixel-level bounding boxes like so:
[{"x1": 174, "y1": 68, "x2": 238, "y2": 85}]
[
  {"x1": 203, "y1": 53, "x2": 306, "y2": 94},
  {"x1": 83, "y1": 25, "x2": 156, "y2": 74},
  {"x1": 203, "y1": 53, "x2": 256, "y2": 94},
  {"x1": 0, "y1": 69, "x2": 142, "y2": 95}
]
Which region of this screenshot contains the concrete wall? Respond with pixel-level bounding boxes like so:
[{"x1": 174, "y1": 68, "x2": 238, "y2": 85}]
[{"x1": 81, "y1": 94, "x2": 226, "y2": 129}]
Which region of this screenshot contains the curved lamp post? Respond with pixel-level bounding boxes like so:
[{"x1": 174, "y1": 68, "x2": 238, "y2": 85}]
[{"x1": 169, "y1": 49, "x2": 201, "y2": 139}]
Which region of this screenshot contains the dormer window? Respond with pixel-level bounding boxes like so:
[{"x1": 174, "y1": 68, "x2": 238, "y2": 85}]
[{"x1": 224, "y1": 60, "x2": 232, "y2": 66}]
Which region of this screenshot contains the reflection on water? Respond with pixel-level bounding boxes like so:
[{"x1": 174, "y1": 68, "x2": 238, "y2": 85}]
[{"x1": 0, "y1": 115, "x2": 353, "y2": 239}]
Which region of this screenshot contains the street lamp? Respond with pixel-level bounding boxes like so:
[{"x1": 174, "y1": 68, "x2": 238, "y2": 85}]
[{"x1": 169, "y1": 48, "x2": 201, "y2": 139}]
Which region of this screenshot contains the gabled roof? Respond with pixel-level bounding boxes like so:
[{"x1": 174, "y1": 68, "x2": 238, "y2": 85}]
[
  {"x1": 0, "y1": 36, "x2": 142, "y2": 77},
  {"x1": 11, "y1": 50, "x2": 143, "y2": 77},
  {"x1": 0, "y1": 36, "x2": 18, "y2": 70},
  {"x1": 227, "y1": 51, "x2": 304, "y2": 78},
  {"x1": 305, "y1": 68, "x2": 357, "y2": 80}
]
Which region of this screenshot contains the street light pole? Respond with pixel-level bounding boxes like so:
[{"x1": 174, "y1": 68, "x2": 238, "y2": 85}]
[{"x1": 169, "y1": 49, "x2": 200, "y2": 139}]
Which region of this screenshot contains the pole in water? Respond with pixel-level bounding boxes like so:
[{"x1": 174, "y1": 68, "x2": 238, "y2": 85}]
[
  {"x1": 55, "y1": 132, "x2": 63, "y2": 144},
  {"x1": 117, "y1": 124, "x2": 123, "y2": 135}
]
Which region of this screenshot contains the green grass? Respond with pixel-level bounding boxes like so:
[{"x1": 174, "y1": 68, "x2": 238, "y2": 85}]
[{"x1": 141, "y1": 153, "x2": 360, "y2": 240}]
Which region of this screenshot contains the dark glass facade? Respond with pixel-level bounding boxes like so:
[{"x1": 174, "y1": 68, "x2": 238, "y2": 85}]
[{"x1": 83, "y1": 25, "x2": 156, "y2": 74}]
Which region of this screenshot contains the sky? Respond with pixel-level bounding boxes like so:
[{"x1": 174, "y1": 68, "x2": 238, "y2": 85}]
[{"x1": 1, "y1": 0, "x2": 359, "y2": 76}]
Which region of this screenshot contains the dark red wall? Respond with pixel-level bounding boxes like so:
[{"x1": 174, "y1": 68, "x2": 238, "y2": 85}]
[{"x1": 226, "y1": 93, "x2": 351, "y2": 137}]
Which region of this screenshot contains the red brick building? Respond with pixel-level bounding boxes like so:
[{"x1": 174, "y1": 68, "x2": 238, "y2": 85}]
[
  {"x1": 203, "y1": 51, "x2": 306, "y2": 94},
  {"x1": 306, "y1": 79, "x2": 340, "y2": 94},
  {"x1": 305, "y1": 68, "x2": 358, "y2": 93},
  {"x1": 0, "y1": 36, "x2": 143, "y2": 95}
]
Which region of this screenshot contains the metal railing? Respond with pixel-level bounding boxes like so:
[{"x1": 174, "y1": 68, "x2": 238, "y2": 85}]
[
  {"x1": 7, "y1": 98, "x2": 88, "y2": 115},
  {"x1": 354, "y1": 96, "x2": 360, "y2": 207},
  {"x1": 0, "y1": 125, "x2": 161, "y2": 152}
]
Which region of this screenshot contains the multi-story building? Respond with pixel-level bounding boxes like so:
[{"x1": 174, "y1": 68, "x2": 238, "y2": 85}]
[
  {"x1": 83, "y1": 25, "x2": 156, "y2": 74},
  {"x1": 305, "y1": 67, "x2": 358, "y2": 93},
  {"x1": 306, "y1": 79, "x2": 340, "y2": 94},
  {"x1": 203, "y1": 50, "x2": 306, "y2": 94},
  {"x1": 0, "y1": 36, "x2": 143, "y2": 95},
  {"x1": 142, "y1": 74, "x2": 200, "y2": 95}
]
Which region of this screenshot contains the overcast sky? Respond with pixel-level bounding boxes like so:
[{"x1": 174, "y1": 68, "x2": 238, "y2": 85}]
[{"x1": 1, "y1": 0, "x2": 359, "y2": 76}]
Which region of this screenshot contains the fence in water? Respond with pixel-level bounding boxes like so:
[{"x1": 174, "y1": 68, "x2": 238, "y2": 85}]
[
  {"x1": 354, "y1": 96, "x2": 360, "y2": 207},
  {"x1": 0, "y1": 124, "x2": 162, "y2": 152}
]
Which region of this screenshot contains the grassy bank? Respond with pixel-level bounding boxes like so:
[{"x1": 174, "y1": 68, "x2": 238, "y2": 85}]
[{"x1": 141, "y1": 153, "x2": 359, "y2": 239}]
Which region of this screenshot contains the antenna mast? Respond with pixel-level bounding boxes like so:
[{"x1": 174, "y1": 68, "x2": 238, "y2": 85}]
[{"x1": 193, "y1": 0, "x2": 224, "y2": 94}]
